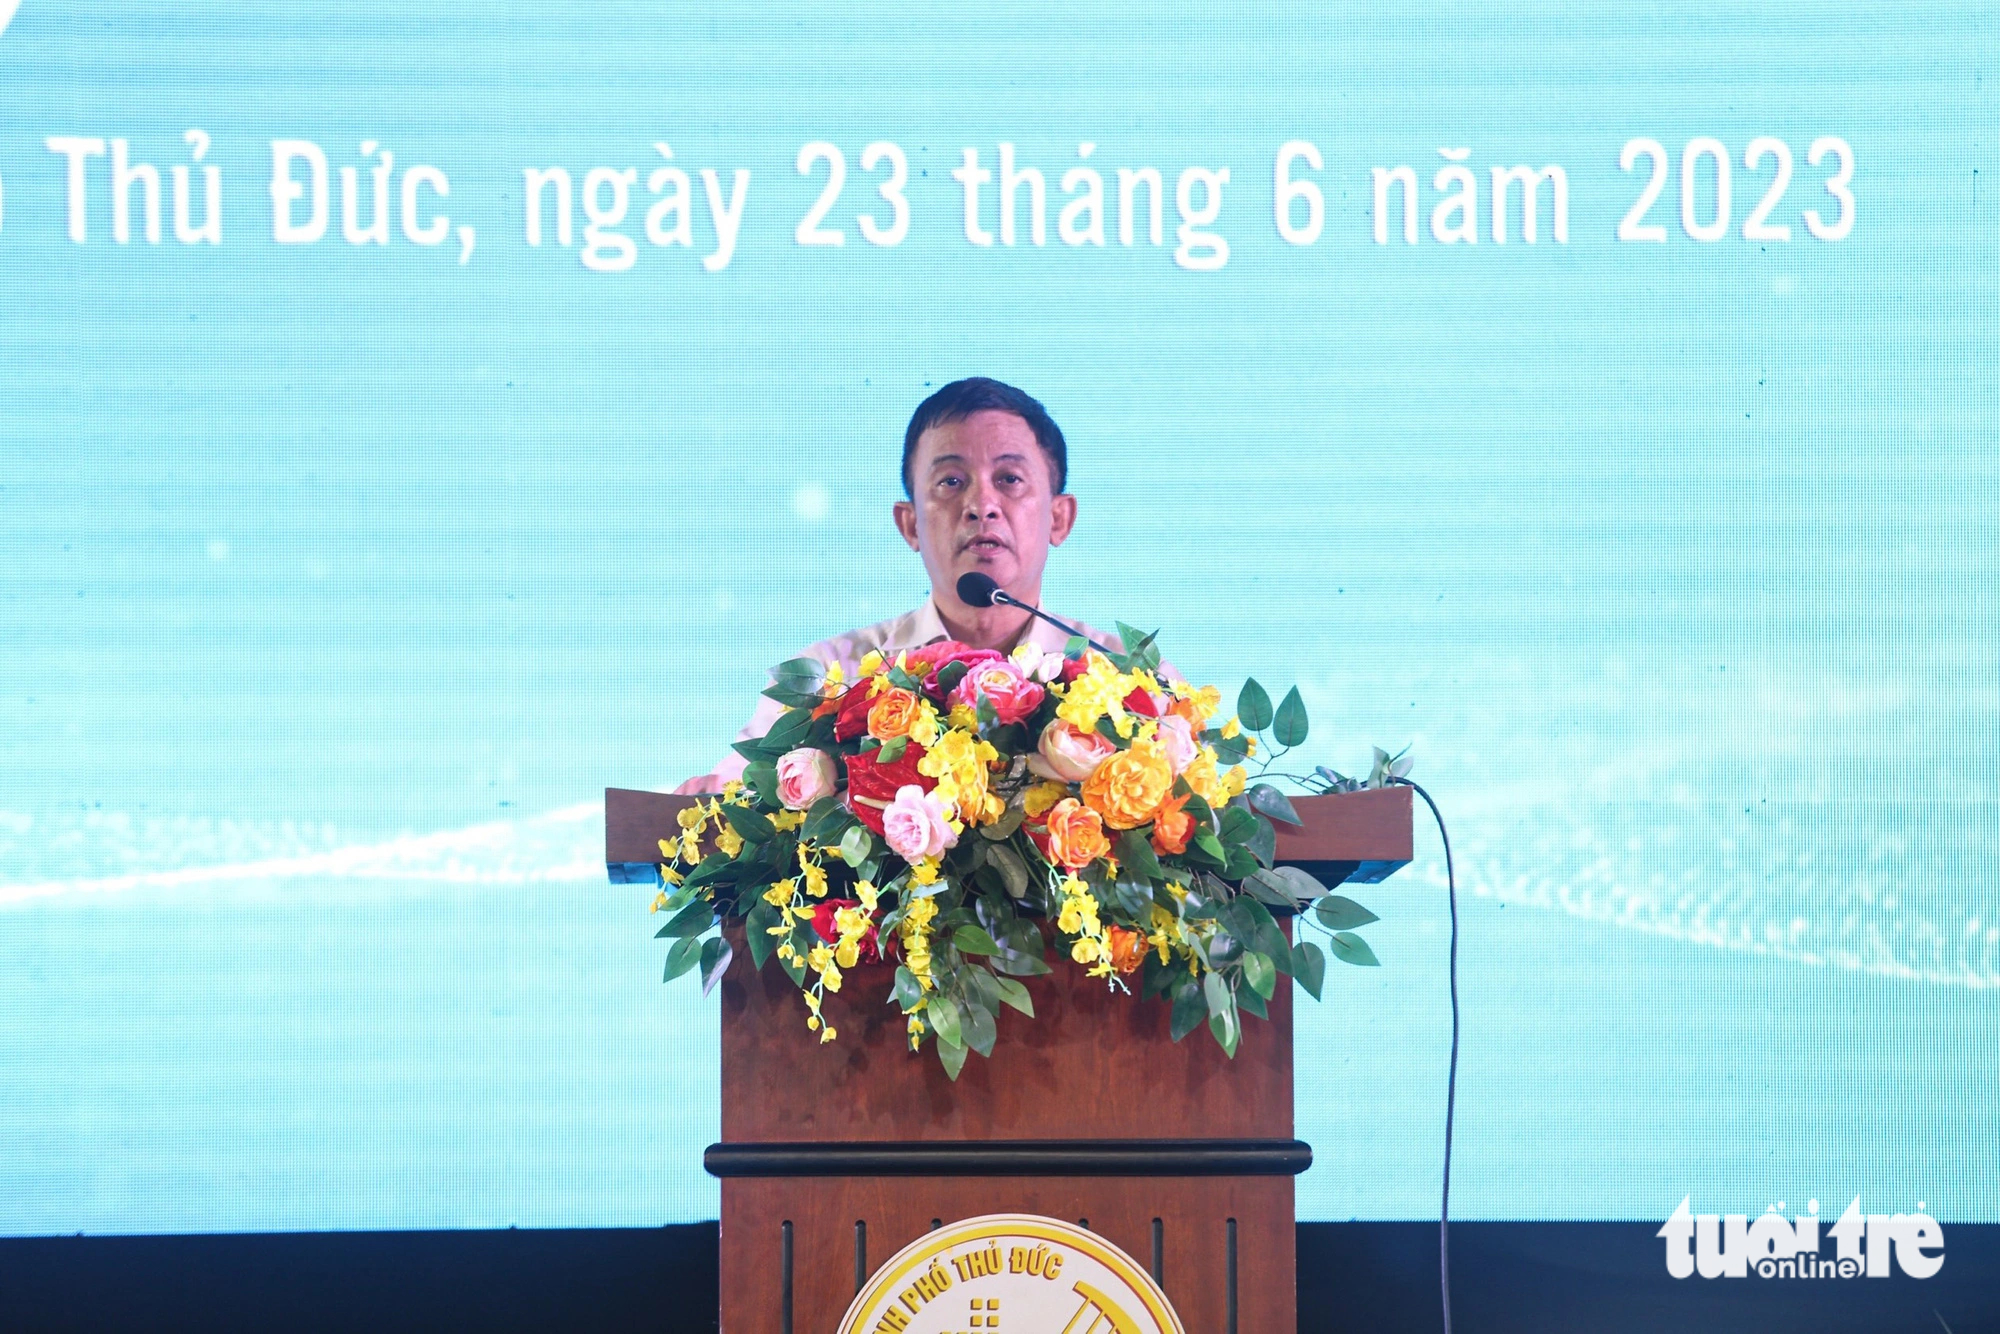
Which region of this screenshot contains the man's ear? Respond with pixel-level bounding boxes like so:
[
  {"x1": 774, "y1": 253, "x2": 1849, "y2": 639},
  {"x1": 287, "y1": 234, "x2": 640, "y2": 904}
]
[
  {"x1": 892, "y1": 499, "x2": 922, "y2": 552},
  {"x1": 1048, "y1": 493, "x2": 1078, "y2": 547}
]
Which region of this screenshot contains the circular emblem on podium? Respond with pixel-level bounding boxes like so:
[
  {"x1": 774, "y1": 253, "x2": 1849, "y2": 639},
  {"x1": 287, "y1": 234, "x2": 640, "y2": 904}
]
[{"x1": 837, "y1": 1213, "x2": 1183, "y2": 1334}]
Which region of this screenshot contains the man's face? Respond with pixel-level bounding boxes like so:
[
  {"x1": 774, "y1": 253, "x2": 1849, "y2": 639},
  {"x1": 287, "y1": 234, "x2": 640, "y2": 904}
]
[{"x1": 894, "y1": 410, "x2": 1078, "y2": 608}]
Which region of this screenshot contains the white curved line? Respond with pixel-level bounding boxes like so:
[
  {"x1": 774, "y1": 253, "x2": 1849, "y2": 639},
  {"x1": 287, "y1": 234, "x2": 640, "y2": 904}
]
[{"x1": 0, "y1": 801, "x2": 605, "y2": 907}]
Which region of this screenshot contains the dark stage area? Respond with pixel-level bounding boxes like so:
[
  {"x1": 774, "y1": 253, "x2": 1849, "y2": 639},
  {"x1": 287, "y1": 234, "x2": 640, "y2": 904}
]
[{"x1": 3, "y1": 1220, "x2": 1993, "y2": 1332}]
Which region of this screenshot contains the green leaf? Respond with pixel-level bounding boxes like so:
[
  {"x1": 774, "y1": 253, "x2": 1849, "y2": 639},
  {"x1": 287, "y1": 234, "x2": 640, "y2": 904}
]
[
  {"x1": 1236, "y1": 977, "x2": 1269, "y2": 1019},
  {"x1": 742, "y1": 760, "x2": 779, "y2": 807},
  {"x1": 1241, "y1": 869, "x2": 1298, "y2": 910},
  {"x1": 891, "y1": 966, "x2": 926, "y2": 1012},
  {"x1": 662, "y1": 935, "x2": 702, "y2": 982},
  {"x1": 979, "y1": 801, "x2": 1027, "y2": 840},
  {"x1": 933, "y1": 660, "x2": 971, "y2": 697},
  {"x1": 875, "y1": 735, "x2": 909, "y2": 764},
  {"x1": 937, "y1": 1036, "x2": 968, "y2": 1081},
  {"x1": 656, "y1": 898, "x2": 716, "y2": 940},
  {"x1": 1237, "y1": 679, "x2": 1274, "y2": 732},
  {"x1": 1244, "y1": 810, "x2": 1277, "y2": 869},
  {"x1": 1223, "y1": 845, "x2": 1262, "y2": 881},
  {"x1": 927, "y1": 996, "x2": 962, "y2": 1048},
  {"x1": 1114, "y1": 829, "x2": 1163, "y2": 883},
  {"x1": 1208, "y1": 1005, "x2": 1240, "y2": 1057},
  {"x1": 698, "y1": 935, "x2": 733, "y2": 997},
  {"x1": 1246, "y1": 783, "x2": 1303, "y2": 827},
  {"x1": 778, "y1": 942, "x2": 806, "y2": 987},
  {"x1": 1212, "y1": 732, "x2": 1250, "y2": 765},
  {"x1": 761, "y1": 708, "x2": 814, "y2": 753},
  {"x1": 991, "y1": 975, "x2": 1034, "y2": 1018},
  {"x1": 1328, "y1": 931, "x2": 1381, "y2": 967},
  {"x1": 960, "y1": 1000, "x2": 997, "y2": 1057},
  {"x1": 1203, "y1": 970, "x2": 1232, "y2": 1020},
  {"x1": 1272, "y1": 686, "x2": 1309, "y2": 747},
  {"x1": 1241, "y1": 950, "x2": 1277, "y2": 1000},
  {"x1": 991, "y1": 949, "x2": 1053, "y2": 977},
  {"x1": 982, "y1": 841, "x2": 1030, "y2": 899},
  {"x1": 770, "y1": 657, "x2": 826, "y2": 692},
  {"x1": 1192, "y1": 831, "x2": 1228, "y2": 867},
  {"x1": 1227, "y1": 896, "x2": 1293, "y2": 963},
  {"x1": 1248, "y1": 864, "x2": 1327, "y2": 906},
  {"x1": 723, "y1": 805, "x2": 776, "y2": 844},
  {"x1": 746, "y1": 900, "x2": 780, "y2": 968},
  {"x1": 802, "y1": 797, "x2": 853, "y2": 842},
  {"x1": 952, "y1": 925, "x2": 1002, "y2": 957},
  {"x1": 1169, "y1": 979, "x2": 1206, "y2": 1042},
  {"x1": 1314, "y1": 895, "x2": 1381, "y2": 931},
  {"x1": 838, "y1": 824, "x2": 874, "y2": 869},
  {"x1": 1292, "y1": 940, "x2": 1327, "y2": 1000},
  {"x1": 1219, "y1": 803, "x2": 1261, "y2": 848}
]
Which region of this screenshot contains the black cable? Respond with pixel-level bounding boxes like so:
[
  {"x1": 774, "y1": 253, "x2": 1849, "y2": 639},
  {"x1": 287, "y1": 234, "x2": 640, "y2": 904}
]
[{"x1": 1393, "y1": 777, "x2": 1457, "y2": 1334}]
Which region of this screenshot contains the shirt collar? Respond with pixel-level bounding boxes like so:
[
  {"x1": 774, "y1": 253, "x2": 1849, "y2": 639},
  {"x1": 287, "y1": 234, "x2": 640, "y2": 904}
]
[{"x1": 905, "y1": 599, "x2": 1080, "y2": 657}]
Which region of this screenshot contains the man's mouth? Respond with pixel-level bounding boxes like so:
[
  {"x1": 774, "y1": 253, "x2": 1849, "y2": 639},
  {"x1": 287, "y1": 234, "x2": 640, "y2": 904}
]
[{"x1": 961, "y1": 535, "x2": 1011, "y2": 555}]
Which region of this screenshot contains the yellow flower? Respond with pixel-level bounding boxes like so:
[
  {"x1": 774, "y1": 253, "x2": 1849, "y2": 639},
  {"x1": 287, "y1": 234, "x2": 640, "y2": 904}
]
[
  {"x1": 854, "y1": 879, "x2": 878, "y2": 912},
  {"x1": 1070, "y1": 936, "x2": 1104, "y2": 965},
  {"x1": 720, "y1": 778, "x2": 745, "y2": 801},
  {"x1": 660, "y1": 863, "x2": 684, "y2": 887},
  {"x1": 650, "y1": 891, "x2": 667, "y2": 913},
  {"x1": 918, "y1": 728, "x2": 999, "y2": 826},
  {"x1": 910, "y1": 857, "x2": 942, "y2": 886},
  {"x1": 676, "y1": 804, "x2": 706, "y2": 832},
  {"x1": 909, "y1": 699, "x2": 943, "y2": 748},
  {"x1": 820, "y1": 1025, "x2": 838, "y2": 1044},
  {"x1": 824, "y1": 660, "x2": 845, "y2": 687},
  {"x1": 770, "y1": 810, "x2": 806, "y2": 833},
  {"x1": 858, "y1": 649, "x2": 884, "y2": 677},
  {"x1": 1221, "y1": 716, "x2": 1241, "y2": 740},
  {"x1": 1080, "y1": 741, "x2": 1173, "y2": 829},
  {"x1": 1054, "y1": 652, "x2": 1138, "y2": 739},
  {"x1": 761, "y1": 883, "x2": 792, "y2": 907},
  {"x1": 947, "y1": 702, "x2": 979, "y2": 731},
  {"x1": 716, "y1": 824, "x2": 744, "y2": 857},
  {"x1": 678, "y1": 829, "x2": 702, "y2": 864},
  {"x1": 1023, "y1": 781, "x2": 1068, "y2": 818},
  {"x1": 1222, "y1": 764, "x2": 1248, "y2": 800},
  {"x1": 1183, "y1": 748, "x2": 1227, "y2": 807},
  {"x1": 798, "y1": 845, "x2": 829, "y2": 898}
]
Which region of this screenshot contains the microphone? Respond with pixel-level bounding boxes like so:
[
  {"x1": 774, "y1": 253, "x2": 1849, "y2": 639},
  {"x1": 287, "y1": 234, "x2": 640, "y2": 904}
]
[{"x1": 955, "y1": 572, "x2": 1115, "y2": 655}]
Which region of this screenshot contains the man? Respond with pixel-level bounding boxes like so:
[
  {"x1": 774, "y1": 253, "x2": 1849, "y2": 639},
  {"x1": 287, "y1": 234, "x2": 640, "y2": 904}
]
[{"x1": 677, "y1": 377, "x2": 1117, "y2": 793}]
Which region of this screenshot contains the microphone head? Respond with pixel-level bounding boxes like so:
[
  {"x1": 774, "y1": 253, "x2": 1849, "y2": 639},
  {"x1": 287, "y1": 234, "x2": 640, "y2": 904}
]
[{"x1": 956, "y1": 572, "x2": 1001, "y2": 608}]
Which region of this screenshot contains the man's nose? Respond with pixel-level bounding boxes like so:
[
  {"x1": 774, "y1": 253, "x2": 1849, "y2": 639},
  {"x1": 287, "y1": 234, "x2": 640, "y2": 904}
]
[{"x1": 961, "y1": 480, "x2": 1001, "y2": 520}]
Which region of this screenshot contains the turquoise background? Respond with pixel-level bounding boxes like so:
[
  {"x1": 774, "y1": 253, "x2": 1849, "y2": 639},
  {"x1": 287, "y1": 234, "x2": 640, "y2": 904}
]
[{"x1": 1, "y1": 2, "x2": 1994, "y2": 1232}]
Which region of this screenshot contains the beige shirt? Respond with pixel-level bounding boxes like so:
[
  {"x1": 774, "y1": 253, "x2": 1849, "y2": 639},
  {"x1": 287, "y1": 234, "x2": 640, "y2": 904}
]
[{"x1": 702, "y1": 601, "x2": 1117, "y2": 785}]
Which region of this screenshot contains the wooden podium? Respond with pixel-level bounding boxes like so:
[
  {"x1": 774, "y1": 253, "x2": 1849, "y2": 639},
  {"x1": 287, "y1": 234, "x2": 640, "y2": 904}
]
[{"x1": 605, "y1": 786, "x2": 1413, "y2": 1333}]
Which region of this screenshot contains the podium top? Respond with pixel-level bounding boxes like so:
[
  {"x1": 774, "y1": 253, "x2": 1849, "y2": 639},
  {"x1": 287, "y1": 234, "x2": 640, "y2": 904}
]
[{"x1": 605, "y1": 784, "x2": 1412, "y2": 889}]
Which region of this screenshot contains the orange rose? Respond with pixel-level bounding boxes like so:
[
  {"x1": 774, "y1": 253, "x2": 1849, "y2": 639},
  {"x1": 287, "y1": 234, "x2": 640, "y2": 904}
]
[
  {"x1": 1081, "y1": 744, "x2": 1174, "y2": 830},
  {"x1": 1168, "y1": 697, "x2": 1205, "y2": 729},
  {"x1": 1150, "y1": 790, "x2": 1194, "y2": 857},
  {"x1": 1043, "y1": 797, "x2": 1111, "y2": 870},
  {"x1": 866, "y1": 687, "x2": 921, "y2": 741},
  {"x1": 1105, "y1": 925, "x2": 1148, "y2": 975}
]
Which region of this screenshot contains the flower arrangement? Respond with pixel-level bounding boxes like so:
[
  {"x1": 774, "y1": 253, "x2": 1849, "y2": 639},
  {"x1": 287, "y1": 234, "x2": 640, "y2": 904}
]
[{"x1": 653, "y1": 625, "x2": 1391, "y2": 1079}]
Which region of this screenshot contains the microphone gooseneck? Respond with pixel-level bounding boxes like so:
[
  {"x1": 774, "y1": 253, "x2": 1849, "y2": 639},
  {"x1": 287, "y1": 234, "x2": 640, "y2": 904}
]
[{"x1": 951, "y1": 572, "x2": 1114, "y2": 656}]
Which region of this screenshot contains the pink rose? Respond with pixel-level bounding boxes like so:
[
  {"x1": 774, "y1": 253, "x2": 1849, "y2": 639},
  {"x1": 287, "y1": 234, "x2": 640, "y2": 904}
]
[
  {"x1": 775, "y1": 747, "x2": 838, "y2": 810},
  {"x1": 949, "y1": 658, "x2": 1047, "y2": 725},
  {"x1": 1155, "y1": 715, "x2": 1199, "y2": 776},
  {"x1": 881, "y1": 784, "x2": 959, "y2": 862},
  {"x1": 1029, "y1": 720, "x2": 1117, "y2": 783}
]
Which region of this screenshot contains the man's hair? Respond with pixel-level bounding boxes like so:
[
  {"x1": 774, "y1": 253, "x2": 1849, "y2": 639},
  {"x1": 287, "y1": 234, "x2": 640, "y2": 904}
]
[{"x1": 901, "y1": 377, "x2": 1068, "y2": 498}]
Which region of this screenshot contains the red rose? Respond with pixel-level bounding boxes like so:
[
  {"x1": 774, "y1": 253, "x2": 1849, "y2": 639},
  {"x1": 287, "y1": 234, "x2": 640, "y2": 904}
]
[
  {"x1": 831, "y1": 683, "x2": 875, "y2": 741},
  {"x1": 1122, "y1": 686, "x2": 1163, "y2": 718},
  {"x1": 842, "y1": 745, "x2": 935, "y2": 835},
  {"x1": 810, "y1": 898, "x2": 884, "y2": 963},
  {"x1": 905, "y1": 641, "x2": 1006, "y2": 680},
  {"x1": 1059, "y1": 654, "x2": 1091, "y2": 684}
]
